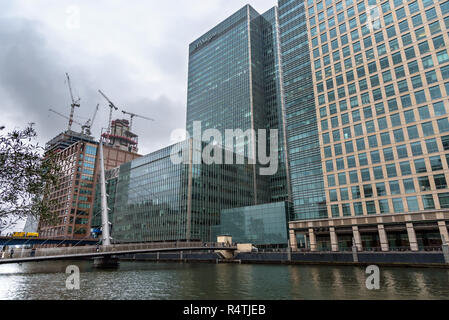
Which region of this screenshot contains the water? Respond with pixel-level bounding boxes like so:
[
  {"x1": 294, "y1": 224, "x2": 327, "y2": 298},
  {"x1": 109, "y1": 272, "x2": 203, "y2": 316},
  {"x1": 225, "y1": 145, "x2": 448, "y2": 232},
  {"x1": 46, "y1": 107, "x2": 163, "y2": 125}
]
[{"x1": 0, "y1": 260, "x2": 448, "y2": 300}]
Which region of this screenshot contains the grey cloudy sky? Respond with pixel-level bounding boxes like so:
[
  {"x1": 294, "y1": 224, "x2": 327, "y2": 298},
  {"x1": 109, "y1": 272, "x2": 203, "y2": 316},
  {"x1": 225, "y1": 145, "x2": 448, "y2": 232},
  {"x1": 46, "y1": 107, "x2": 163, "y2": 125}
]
[{"x1": 0, "y1": 0, "x2": 276, "y2": 155}]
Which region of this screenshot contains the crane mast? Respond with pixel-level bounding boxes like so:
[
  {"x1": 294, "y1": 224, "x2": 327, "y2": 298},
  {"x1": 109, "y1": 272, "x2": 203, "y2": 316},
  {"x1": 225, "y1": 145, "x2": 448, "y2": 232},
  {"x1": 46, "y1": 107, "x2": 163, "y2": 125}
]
[
  {"x1": 65, "y1": 73, "x2": 81, "y2": 131},
  {"x1": 98, "y1": 90, "x2": 119, "y2": 136}
]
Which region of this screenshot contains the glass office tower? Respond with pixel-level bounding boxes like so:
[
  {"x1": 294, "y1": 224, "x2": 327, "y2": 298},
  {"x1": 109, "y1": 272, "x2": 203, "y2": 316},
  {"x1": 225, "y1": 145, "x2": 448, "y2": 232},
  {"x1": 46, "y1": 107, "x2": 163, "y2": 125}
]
[
  {"x1": 278, "y1": 0, "x2": 328, "y2": 220},
  {"x1": 186, "y1": 5, "x2": 290, "y2": 204}
]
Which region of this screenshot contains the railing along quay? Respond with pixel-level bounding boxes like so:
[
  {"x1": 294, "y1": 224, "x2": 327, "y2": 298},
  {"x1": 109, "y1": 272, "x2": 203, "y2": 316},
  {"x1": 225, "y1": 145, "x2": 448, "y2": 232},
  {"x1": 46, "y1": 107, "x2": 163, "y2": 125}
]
[{"x1": 0, "y1": 242, "x2": 234, "y2": 260}]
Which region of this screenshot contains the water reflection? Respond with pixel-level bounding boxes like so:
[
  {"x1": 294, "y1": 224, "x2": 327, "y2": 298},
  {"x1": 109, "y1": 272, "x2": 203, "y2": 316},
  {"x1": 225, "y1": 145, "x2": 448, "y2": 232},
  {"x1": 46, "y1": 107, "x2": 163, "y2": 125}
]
[{"x1": 0, "y1": 261, "x2": 448, "y2": 300}]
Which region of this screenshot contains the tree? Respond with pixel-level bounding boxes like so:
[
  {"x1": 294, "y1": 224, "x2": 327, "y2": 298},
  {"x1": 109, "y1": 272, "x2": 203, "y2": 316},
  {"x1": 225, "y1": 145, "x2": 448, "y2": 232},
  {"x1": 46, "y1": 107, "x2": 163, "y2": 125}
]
[{"x1": 0, "y1": 124, "x2": 60, "y2": 233}]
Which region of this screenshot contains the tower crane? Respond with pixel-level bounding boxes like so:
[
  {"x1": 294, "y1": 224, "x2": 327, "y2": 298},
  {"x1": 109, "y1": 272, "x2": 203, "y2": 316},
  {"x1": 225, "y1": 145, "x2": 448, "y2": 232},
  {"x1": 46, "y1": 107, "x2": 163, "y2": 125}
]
[
  {"x1": 65, "y1": 73, "x2": 81, "y2": 131},
  {"x1": 81, "y1": 104, "x2": 99, "y2": 136},
  {"x1": 121, "y1": 110, "x2": 155, "y2": 132},
  {"x1": 98, "y1": 90, "x2": 119, "y2": 136},
  {"x1": 49, "y1": 108, "x2": 84, "y2": 129}
]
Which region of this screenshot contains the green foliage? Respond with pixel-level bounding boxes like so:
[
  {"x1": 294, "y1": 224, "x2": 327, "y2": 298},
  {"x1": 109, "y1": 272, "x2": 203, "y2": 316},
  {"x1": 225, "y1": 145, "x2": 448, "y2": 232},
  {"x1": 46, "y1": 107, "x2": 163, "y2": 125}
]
[{"x1": 0, "y1": 124, "x2": 60, "y2": 231}]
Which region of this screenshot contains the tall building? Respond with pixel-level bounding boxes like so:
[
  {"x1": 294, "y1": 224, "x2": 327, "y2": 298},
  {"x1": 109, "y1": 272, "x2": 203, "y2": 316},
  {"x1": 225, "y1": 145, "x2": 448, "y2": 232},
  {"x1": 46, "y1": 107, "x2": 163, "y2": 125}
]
[
  {"x1": 186, "y1": 5, "x2": 290, "y2": 204},
  {"x1": 289, "y1": 0, "x2": 449, "y2": 252},
  {"x1": 38, "y1": 128, "x2": 141, "y2": 240}
]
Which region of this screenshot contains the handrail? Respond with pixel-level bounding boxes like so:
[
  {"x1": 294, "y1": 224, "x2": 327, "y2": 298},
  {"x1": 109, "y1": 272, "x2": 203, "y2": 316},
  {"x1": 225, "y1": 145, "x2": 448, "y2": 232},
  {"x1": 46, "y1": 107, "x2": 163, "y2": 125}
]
[{"x1": 0, "y1": 241, "x2": 235, "y2": 261}]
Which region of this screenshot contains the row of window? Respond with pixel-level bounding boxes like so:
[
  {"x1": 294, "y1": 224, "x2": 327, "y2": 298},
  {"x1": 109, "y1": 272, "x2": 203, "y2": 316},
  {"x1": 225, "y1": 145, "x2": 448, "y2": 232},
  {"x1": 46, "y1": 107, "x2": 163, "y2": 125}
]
[
  {"x1": 329, "y1": 192, "x2": 448, "y2": 217},
  {"x1": 329, "y1": 174, "x2": 449, "y2": 202},
  {"x1": 322, "y1": 115, "x2": 449, "y2": 146}
]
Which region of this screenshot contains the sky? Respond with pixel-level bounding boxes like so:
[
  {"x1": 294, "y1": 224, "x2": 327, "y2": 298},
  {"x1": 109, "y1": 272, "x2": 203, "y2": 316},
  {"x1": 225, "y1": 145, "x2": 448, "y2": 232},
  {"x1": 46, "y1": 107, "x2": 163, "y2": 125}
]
[{"x1": 0, "y1": 0, "x2": 276, "y2": 156}]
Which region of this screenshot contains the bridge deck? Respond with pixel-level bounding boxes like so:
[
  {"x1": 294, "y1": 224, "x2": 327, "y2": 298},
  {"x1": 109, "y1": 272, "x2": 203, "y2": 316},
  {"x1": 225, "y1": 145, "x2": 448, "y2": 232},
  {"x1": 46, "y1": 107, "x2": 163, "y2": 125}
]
[{"x1": 0, "y1": 242, "x2": 236, "y2": 265}]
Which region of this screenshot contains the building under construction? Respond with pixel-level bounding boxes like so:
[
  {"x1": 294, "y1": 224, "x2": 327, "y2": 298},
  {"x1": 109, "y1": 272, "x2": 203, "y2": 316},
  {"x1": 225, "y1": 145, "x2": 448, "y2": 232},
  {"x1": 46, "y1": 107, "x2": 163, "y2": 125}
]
[
  {"x1": 102, "y1": 119, "x2": 139, "y2": 153},
  {"x1": 38, "y1": 75, "x2": 146, "y2": 241}
]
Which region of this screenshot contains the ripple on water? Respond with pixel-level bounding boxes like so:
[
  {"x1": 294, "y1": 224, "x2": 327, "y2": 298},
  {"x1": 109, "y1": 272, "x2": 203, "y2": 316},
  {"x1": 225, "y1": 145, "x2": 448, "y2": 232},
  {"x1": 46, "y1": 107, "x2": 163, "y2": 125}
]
[{"x1": 1, "y1": 261, "x2": 449, "y2": 300}]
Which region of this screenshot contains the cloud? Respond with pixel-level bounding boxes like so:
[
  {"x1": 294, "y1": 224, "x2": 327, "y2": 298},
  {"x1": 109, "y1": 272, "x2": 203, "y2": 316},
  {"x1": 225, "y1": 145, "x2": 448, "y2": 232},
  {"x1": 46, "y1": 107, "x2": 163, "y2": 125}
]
[{"x1": 0, "y1": 0, "x2": 276, "y2": 155}]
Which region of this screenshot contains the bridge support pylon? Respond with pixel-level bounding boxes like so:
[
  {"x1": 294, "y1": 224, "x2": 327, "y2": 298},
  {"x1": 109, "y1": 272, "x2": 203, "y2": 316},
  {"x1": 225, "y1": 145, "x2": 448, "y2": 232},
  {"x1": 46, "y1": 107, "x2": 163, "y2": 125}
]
[{"x1": 93, "y1": 256, "x2": 119, "y2": 269}]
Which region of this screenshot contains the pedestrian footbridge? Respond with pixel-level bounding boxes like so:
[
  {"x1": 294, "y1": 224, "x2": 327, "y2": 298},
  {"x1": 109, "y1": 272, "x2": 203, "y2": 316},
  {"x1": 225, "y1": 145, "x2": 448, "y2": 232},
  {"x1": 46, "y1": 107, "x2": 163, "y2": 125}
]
[{"x1": 0, "y1": 242, "x2": 237, "y2": 265}]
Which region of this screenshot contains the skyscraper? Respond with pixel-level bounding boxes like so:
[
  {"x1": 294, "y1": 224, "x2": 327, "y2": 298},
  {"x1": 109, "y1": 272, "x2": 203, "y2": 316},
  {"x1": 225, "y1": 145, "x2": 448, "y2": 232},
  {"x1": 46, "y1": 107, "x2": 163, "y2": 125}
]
[
  {"x1": 289, "y1": 0, "x2": 449, "y2": 252},
  {"x1": 186, "y1": 5, "x2": 290, "y2": 204}
]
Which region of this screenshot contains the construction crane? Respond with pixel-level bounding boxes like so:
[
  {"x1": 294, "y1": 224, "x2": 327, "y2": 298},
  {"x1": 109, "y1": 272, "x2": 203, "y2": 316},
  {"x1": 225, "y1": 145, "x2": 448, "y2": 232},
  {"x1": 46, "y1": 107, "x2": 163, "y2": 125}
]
[
  {"x1": 49, "y1": 108, "x2": 83, "y2": 129},
  {"x1": 49, "y1": 105, "x2": 98, "y2": 136},
  {"x1": 65, "y1": 73, "x2": 81, "y2": 131},
  {"x1": 81, "y1": 104, "x2": 99, "y2": 136},
  {"x1": 121, "y1": 110, "x2": 155, "y2": 132},
  {"x1": 98, "y1": 90, "x2": 119, "y2": 136}
]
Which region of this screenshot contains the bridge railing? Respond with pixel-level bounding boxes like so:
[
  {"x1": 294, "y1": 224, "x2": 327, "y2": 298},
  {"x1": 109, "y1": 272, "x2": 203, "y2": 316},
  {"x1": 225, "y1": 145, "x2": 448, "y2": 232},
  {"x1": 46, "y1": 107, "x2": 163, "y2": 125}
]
[{"x1": 0, "y1": 241, "x2": 229, "y2": 260}]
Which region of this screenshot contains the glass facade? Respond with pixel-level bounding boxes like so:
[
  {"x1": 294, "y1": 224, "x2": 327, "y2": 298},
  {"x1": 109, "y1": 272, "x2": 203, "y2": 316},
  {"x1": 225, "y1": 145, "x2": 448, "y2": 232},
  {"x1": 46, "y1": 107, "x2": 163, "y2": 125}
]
[
  {"x1": 111, "y1": 140, "x2": 257, "y2": 242},
  {"x1": 279, "y1": 0, "x2": 328, "y2": 220},
  {"x1": 186, "y1": 5, "x2": 289, "y2": 205},
  {"x1": 212, "y1": 202, "x2": 292, "y2": 246}
]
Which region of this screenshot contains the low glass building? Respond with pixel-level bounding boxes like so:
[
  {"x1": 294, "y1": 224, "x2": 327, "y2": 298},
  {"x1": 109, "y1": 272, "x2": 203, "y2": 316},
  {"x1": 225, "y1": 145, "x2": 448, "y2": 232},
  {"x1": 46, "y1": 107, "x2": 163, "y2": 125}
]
[
  {"x1": 212, "y1": 201, "x2": 292, "y2": 247},
  {"x1": 110, "y1": 140, "x2": 260, "y2": 243}
]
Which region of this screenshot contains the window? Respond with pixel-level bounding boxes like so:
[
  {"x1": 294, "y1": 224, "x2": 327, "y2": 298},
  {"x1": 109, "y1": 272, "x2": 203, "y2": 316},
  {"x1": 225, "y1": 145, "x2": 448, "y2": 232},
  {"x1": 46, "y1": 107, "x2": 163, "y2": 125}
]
[
  {"x1": 364, "y1": 184, "x2": 373, "y2": 198},
  {"x1": 422, "y1": 56, "x2": 434, "y2": 69},
  {"x1": 359, "y1": 153, "x2": 368, "y2": 166},
  {"x1": 357, "y1": 138, "x2": 366, "y2": 151},
  {"x1": 429, "y1": 21, "x2": 441, "y2": 35},
  {"x1": 381, "y1": 132, "x2": 391, "y2": 145},
  {"x1": 331, "y1": 205, "x2": 340, "y2": 217},
  {"x1": 354, "y1": 202, "x2": 364, "y2": 216},
  {"x1": 426, "y1": 70, "x2": 438, "y2": 84},
  {"x1": 373, "y1": 166, "x2": 384, "y2": 180},
  {"x1": 328, "y1": 175, "x2": 336, "y2": 187},
  {"x1": 386, "y1": 163, "x2": 398, "y2": 178},
  {"x1": 368, "y1": 135, "x2": 378, "y2": 148},
  {"x1": 414, "y1": 159, "x2": 427, "y2": 173},
  {"x1": 438, "y1": 118, "x2": 449, "y2": 133},
  {"x1": 371, "y1": 150, "x2": 381, "y2": 164},
  {"x1": 418, "y1": 176, "x2": 431, "y2": 192},
  {"x1": 379, "y1": 200, "x2": 390, "y2": 214},
  {"x1": 394, "y1": 129, "x2": 405, "y2": 143},
  {"x1": 442, "y1": 135, "x2": 449, "y2": 150},
  {"x1": 366, "y1": 201, "x2": 376, "y2": 215},
  {"x1": 426, "y1": 138, "x2": 439, "y2": 153},
  {"x1": 403, "y1": 179, "x2": 416, "y2": 193},
  {"x1": 345, "y1": 141, "x2": 354, "y2": 153},
  {"x1": 439, "y1": 193, "x2": 449, "y2": 208},
  {"x1": 384, "y1": 148, "x2": 395, "y2": 162},
  {"x1": 408, "y1": 126, "x2": 420, "y2": 140},
  {"x1": 350, "y1": 171, "x2": 359, "y2": 184},
  {"x1": 400, "y1": 161, "x2": 412, "y2": 176},
  {"x1": 419, "y1": 106, "x2": 431, "y2": 120},
  {"x1": 347, "y1": 155, "x2": 356, "y2": 168},
  {"x1": 422, "y1": 122, "x2": 435, "y2": 136},
  {"x1": 393, "y1": 198, "x2": 404, "y2": 213},
  {"x1": 361, "y1": 168, "x2": 371, "y2": 182},
  {"x1": 435, "y1": 174, "x2": 448, "y2": 189},
  {"x1": 390, "y1": 181, "x2": 401, "y2": 195},
  {"x1": 397, "y1": 145, "x2": 409, "y2": 159},
  {"x1": 422, "y1": 195, "x2": 436, "y2": 210},
  {"x1": 391, "y1": 113, "x2": 402, "y2": 127},
  {"x1": 407, "y1": 197, "x2": 420, "y2": 212},
  {"x1": 340, "y1": 188, "x2": 349, "y2": 201},
  {"x1": 430, "y1": 156, "x2": 443, "y2": 171}
]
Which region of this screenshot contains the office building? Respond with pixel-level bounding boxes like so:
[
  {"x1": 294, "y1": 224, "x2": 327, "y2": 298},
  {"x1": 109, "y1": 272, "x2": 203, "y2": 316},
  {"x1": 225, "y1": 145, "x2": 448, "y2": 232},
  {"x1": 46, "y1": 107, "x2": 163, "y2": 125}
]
[
  {"x1": 288, "y1": 0, "x2": 449, "y2": 252},
  {"x1": 111, "y1": 140, "x2": 256, "y2": 242}
]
